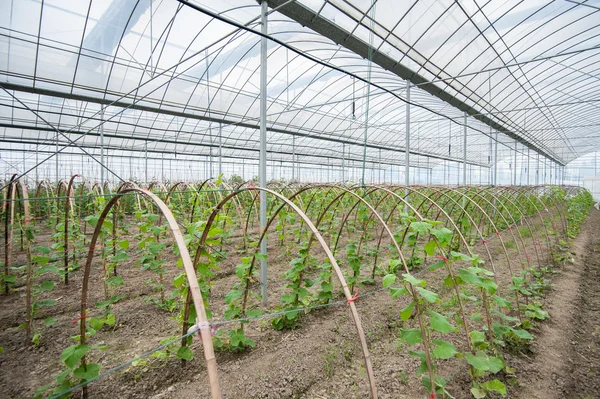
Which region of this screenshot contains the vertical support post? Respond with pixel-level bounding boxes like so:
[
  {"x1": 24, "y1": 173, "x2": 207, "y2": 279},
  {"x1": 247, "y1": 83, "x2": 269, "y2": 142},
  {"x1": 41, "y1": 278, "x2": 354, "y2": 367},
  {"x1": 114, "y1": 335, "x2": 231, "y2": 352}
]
[
  {"x1": 378, "y1": 149, "x2": 381, "y2": 184},
  {"x1": 100, "y1": 108, "x2": 105, "y2": 186},
  {"x1": 292, "y1": 135, "x2": 296, "y2": 182},
  {"x1": 404, "y1": 83, "x2": 410, "y2": 213},
  {"x1": 405, "y1": 82, "x2": 410, "y2": 191},
  {"x1": 145, "y1": 141, "x2": 148, "y2": 183},
  {"x1": 218, "y1": 123, "x2": 222, "y2": 176},
  {"x1": 493, "y1": 133, "x2": 498, "y2": 186},
  {"x1": 259, "y1": 0, "x2": 268, "y2": 305},
  {"x1": 55, "y1": 133, "x2": 59, "y2": 182},
  {"x1": 35, "y1": 146, "x2": 39, "y2": 182},
  {"x1": 341, "y1": 143, "x2": 345, "y2": 183},
  {"x1": 527, "y1": 147, "x2": 531, "y2": 186},
  {"x1": 463, "y1": 112, "x2": 467, "y2": 187},
  {"x1": 513, "y1": 140, "x2": 517, "y2": 186}
]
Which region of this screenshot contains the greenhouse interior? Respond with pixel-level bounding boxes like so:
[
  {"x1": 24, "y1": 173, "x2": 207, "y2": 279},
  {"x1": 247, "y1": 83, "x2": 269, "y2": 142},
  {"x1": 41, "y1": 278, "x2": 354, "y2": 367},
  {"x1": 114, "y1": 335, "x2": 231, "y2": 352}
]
[{"x1": 1, "y1": 0, "x2": 600, "y2": 398}]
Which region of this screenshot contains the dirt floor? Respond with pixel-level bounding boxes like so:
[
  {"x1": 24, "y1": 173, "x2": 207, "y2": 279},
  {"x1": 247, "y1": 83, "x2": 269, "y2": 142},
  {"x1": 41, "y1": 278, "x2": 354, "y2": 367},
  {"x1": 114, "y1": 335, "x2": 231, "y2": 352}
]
[
  {"x1": 1, "y1": 208, "x2": 599, "y2": 398},
  {"x1": 513, "y1": 209, "x2": 600, "y2": 399}
]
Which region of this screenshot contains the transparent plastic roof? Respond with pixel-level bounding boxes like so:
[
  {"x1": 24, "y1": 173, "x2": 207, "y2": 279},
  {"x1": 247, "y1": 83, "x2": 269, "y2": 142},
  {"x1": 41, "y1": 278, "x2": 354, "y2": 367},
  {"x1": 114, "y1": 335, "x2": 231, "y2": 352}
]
[{"x1": 1, "y1": 0, "x2": 599, "y2": 174}]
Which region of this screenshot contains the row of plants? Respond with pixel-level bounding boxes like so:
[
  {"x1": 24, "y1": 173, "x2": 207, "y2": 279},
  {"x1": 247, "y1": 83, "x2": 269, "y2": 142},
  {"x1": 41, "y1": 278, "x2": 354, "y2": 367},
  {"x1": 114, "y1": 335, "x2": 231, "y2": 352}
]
[{"x1": 0, "y1": 178, "x2": 590, "y2": 398}]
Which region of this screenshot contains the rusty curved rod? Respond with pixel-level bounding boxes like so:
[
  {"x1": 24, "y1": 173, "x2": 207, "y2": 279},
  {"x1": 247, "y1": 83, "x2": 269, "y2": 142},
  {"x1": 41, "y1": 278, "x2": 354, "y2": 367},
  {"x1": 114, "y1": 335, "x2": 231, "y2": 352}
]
[
  {"x1": 405, "y1": 186, "x2": 497, "y2": 273},
  {"x1": 517, "y1": 186, "x2": 558, "y2": 257},
  {"x1": 79, "y1": 187, "x2": 222, "y2": 399},
  {"x1": 33, "y1": 180, "x2": 54, "y2": 218},
  {"x1": 439, "y1": 187, "x2": 527, "y2": 320},
  {"x1": 189, "y1": 179, "x2": 212, "y2": 224},
  {"x1": 3, "y1": 174, "x2": 18, "y2": 294},
  {"x1": 368, "y1": 185, "x2": 482, "y2": 346},
  {"x1": 353, "y1": 184, "x2": 472, "y2": 372},
  {"x1": 63, "y1": 174, "x2": 83, "y2": 285},
  {"x1": 193, "y1": 187, "x2": 379, "y2": 399},
  {"x1": 14, "y1": 181, "x2": 33, "y2": 337},
  {"x1": 308, "y1": 184, "x2": 438, "y2": 388},
  {"x1": 454, "y1": 187, "x2": 524, "y2": 275},
  {"x1": 471, "y1": 187, "x2": 530, "y2": 269},
  {"x1": 535, "y1": 186, "x2": 566, "y2": 240},
  {"x1": 495, "y1": 187, "x2": 543, "y2": 266},
  {"x1": 494, "y1": 187, "x2": 540, "y2": 266}
]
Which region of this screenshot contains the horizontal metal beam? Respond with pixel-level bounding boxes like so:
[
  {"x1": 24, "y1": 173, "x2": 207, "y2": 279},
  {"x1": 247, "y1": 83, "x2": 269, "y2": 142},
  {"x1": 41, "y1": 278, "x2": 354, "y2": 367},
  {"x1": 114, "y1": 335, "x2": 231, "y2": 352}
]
[
  {"x1": 0, "y1": 123, "x2": 471, "y2": 169},
  {"x1": 265, "y1": 0, "x2": 564, "y2": 166},
  {"x1": 0, "y1": 82, "x2": 488, "y2": 167}
]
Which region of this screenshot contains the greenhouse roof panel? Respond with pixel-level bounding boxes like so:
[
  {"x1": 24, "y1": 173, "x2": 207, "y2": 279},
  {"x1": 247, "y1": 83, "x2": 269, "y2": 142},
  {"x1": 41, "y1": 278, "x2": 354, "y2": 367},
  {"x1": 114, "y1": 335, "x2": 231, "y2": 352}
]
[{"x1": 0, "y1": 0, "x2": 598, "y2": 172}]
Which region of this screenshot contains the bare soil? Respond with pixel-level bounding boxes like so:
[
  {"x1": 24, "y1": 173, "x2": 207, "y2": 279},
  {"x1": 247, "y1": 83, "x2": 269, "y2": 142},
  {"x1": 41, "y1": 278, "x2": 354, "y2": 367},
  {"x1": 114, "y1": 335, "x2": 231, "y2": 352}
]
[{"x1": 514, "y1": 209, "x2": 600, "y2": 399}]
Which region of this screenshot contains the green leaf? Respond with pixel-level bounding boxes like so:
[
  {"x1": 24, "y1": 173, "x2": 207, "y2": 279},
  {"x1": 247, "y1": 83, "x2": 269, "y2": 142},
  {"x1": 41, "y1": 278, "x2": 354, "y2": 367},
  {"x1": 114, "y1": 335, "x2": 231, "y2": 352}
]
[
  {"x1": 402, "y1": 273, "x2": 426, "y2": 287},
  {"x1": 432, "y1": 339, "x2": 457, "y2": 359},
  {"x1": 382, "y1": 274, "x2": 396, "y2": 288},
  {"x1": 429, "y1": 311, "x2": 455, "y2": 333},
  {"x1": 464, "y1": 351, "x2": 489, "y2": 371},
  {"x1": 399, "y1": 301, "x2": 414, "y2": 321},
  {"x1": 117, "y1": 240, "x2": 130, "y2": 250},
  {"x1": 34, "y1": 299, "x2": 56, "y2": 308},
  {"x1": 176, "y1": 346, "x2": 193, "y2": 361},
  {"x1": 481, "y1": 379, "x2": 507, "y2": 396},
  {"x1": 416, "y1": 287, "x2": 439, "y2": 303},
  {"x1": 450, "y1": 251, "x2": 472, "y2": 261},
  {"x1": 399, "y1": 328, "x2": 423, "y2": 345},
  {"x1": 492, "y1": 295, "x2": 511, "y2": 309},
  {"x1": 73, "y1": 363, "x2": 100, "y2": 381},
  {"x1": 60, "y1": 344, "x2": 90, "y2": 369},
  {"x1": 32, "y1": 256, "x2": 50, "y2": 266},
  {"x1": 470, "y1": 330, "x2": 486, "y2": 345},
  {"x1": 410, "y1": 222, "x2": 431, "y2": 235},
  {"x1": 470, "y1": 386, "x2": 487, "y2": 399},
  {"x1": 390, "y1": 287, "x2": 407, "y2": 298},
  {"x1": 105, "y1": 314, "x2": 116, "y2": 326},
  {"x1": 458, "y1": 268, "x2": 481, "y2": 285},
  {"x1": 429, "y1": 261, "x2": 446, "y2": 271},
  {"x1": 34, "y1": 246, "x2": 51, "y2": 255},
  {"x1": 479, "y1": 277, "x2": 498, "y2": 295},
  {"x1": 431, "y1": 227, "x2": 453, "y2": 246},
  {"x1": 424, "y1": 240, "x2": 437, "y2": 256},
  {"x1": 488, "y1": 356, "x2": 504, "y2": 374},
  {"x1": 512, "y1": 328, "x2": 533, "y2": 340}
]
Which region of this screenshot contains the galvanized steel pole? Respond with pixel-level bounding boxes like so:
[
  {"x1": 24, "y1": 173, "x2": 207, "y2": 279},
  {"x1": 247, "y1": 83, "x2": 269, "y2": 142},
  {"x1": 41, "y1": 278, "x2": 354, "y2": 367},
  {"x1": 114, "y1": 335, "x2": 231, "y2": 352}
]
[
  {"x1": 463, "y1": 112, "x2": 467, "y2": 186},
  {"x1": 259, "y1": 0, "x2": 268, "y2": 305}
]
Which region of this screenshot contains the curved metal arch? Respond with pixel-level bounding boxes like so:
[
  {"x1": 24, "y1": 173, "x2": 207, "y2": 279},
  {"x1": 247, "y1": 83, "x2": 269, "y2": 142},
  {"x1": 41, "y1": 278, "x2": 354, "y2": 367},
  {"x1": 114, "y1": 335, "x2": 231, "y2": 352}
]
[
  {"x1": 192, "y1": 186, "x2": 379, "y2": 398},
  {"x1": 79, "y1": 187, "x2": 222, "y2": 399}
]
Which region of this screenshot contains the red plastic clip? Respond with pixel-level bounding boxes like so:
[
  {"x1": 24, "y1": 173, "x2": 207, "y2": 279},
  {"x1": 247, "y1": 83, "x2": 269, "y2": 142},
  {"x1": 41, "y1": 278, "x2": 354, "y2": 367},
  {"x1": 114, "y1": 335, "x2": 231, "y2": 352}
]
[
  {"x1": 495, "y1": 230, "x2": 500, "y2": 235},
  {"x1": 437, "y1": 255, "x2": 449, "y2": 262},
  {"x1": 346, "y1": 287, "x2": 359, "y2": 304},
  {"x1": 70, "y1": 314, "x2": 89, "y2": 324},
  {"x1": 481, "y1": 239, "x2": 488, "y2": 244},
  {"x1": 430, "y1": 394, "x2": 437, "y2": 399}
]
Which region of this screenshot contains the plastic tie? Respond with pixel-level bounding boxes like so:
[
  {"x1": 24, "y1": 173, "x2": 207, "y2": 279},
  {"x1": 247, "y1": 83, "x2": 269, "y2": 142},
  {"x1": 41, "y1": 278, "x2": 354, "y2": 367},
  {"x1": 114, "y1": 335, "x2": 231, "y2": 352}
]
[
  {"x1": 188, "y1": 320, "x2": 211, "y2": 340},
  {"x1": 495, "y1": 230, "x2": 500, "y2": 235},
  {"x1": 430, "y1": 394, "x2": 437, "y2": 399},
  {"x1": 481, "y1": 239, "x2": 488, "y2": 244},
  {"x1": 346, "y1": 287, "x2": 359, "y2": 304},
  {"x1": 437, "y1": 255, "x2": 449, "y2": 262},
  {"x1": 70, "y1": 314, "x2": 90, "y2": 324}
]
